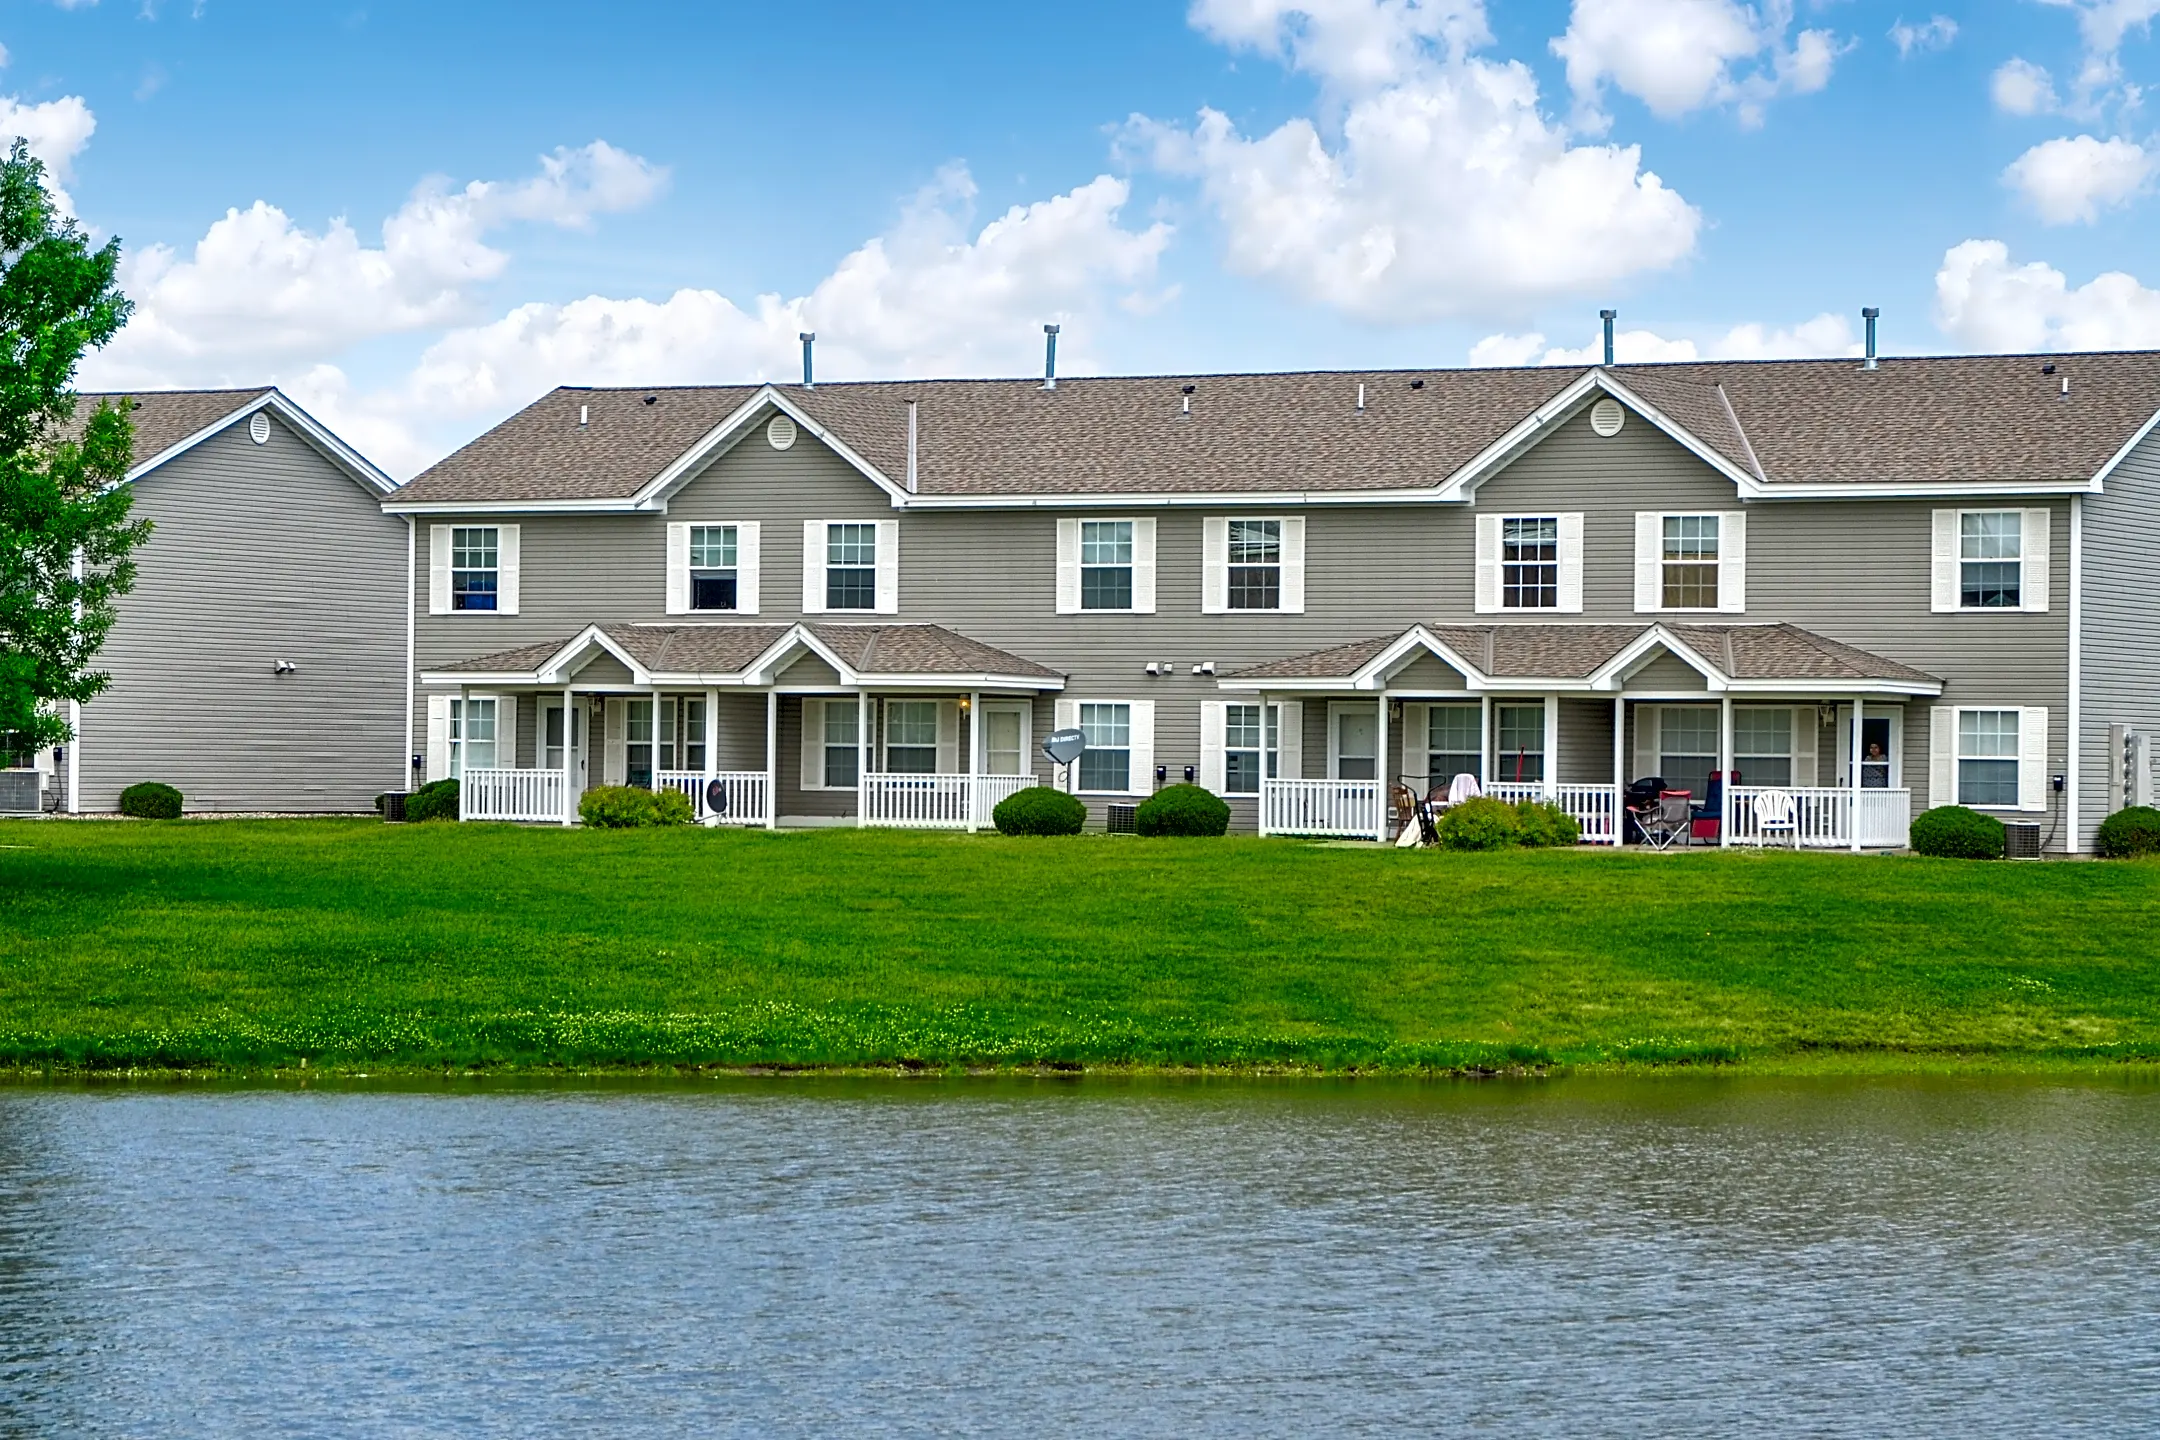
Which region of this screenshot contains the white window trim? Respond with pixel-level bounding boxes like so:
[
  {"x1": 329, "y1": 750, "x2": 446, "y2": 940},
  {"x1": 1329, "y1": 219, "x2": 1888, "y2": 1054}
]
[
  {"x1": 1054, "y1": 698, "x2": 1153, "y2": 796},
  {"x1": 1475, "y1": 513, "x2": 1583, "y2": 615},
  {"x1": 978, "y1": 700, "x2": 1033, "y2": 777},
  {"x1": 1731, "y1": 703, "x2": 1798, "y2": 788},
  {"x1": 803, "y1": 520, "x2": 897, "y2": 616},
  {"x1": 1932, "y1": 704, "x2": 2048, "y2": 813},
  {"x1": 799, "y1": 696, "x2": 869, "y2": 791},
  {"x1": 1057, "y1": 517, "x2": 1156, "y2": 615},
  {"x1": 430, "y1": 523, "x2": 519, "y2": 616},
  {"x1": 1402, "y1": 700, "x2": 1483, "y2": 786},
  {"x1": 1932, "y1": 508, "x2": 2050, "y2": 615},
  {"x1": 1202, "y1": 516, "x2": 1304, "y2": 615},
  {"x1": 668, "y1": 520, "x2": 760, "y2": 616},
  {"x1": 1635, "y1": 511, "x2": 1743, "y2": 614},
  {"x1": 1201, "y1": 699, "x2": 1279, "y2": 796}
]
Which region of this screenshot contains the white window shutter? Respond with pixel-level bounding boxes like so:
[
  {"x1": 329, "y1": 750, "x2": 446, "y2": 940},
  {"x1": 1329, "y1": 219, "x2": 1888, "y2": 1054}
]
[
  {"x1": 603, "y1": 698, "x2": 626, "y2": 786},
  {"x1": 429, "y1": 526, "x2": 452, "y2": 615},
  {"x1": 425, "y1": 694, "x2": 451, "y2": 780},
  {"x1": 1053, "y1": 699, "x2": 1079, "y2": 791},
  {"x1": 666, "y1": 523, "x2": 692, "y2": 615},
  {"x1": 1717, "y1": 510, "x2": 1746, "y2": 614},
  {"x1": 1635, "y1": 705, "x2": 1661, "y2": 782},
  {"x1": 1931, "y1": 510, "x2": 1959, "y2": 612},
  {"x1": 1128, "y1": 700, "x2": 1156, "y2": 796},
  {"x1": 1930, "y1": 705, "x2": 1956, "y2": 808},
  {"x1": 800, "y1": 699, "x2": 825, "y2": 790},
  {"x1": 1274, "y1": 701, "x2": 1303, "y2": 782},
  {"x1": 496, "y1": 525, "x2": 520, "y2": 615},
  {"x1": 1199, "y1": 701, "x2": 1227, "y2": 793},
  {"x1": 736, "y1": 522, "x2": 761, "y2": 614},
  {"x1": 2021, "y1": 508, "x2": 2051, "y2": 613},
  {"x1": 1474, "y1": 515, "x2": 1502, "y2": 614},
  {"x1": 874, "y1": 519, "x2": 900, "y2": 615},
  {"x1": 1634, "y1": 513, "x2": 1661, "y2": 612},
  {"x1": 1793, "y1": 706, "x2": 1818, "y2": 787},
  {"x1": 1132, "y1": 518, "x2": 1157, "y2": 614},
  {"x1": 801, "y1": 520, "x2": 826, "y2": 614},
  {"x1": 2019, "y1": 706, "x2": 2049, "y2": 812},
  {"x1": 937, "y1": 701, "x2": 961, "y2": 773},
  {"x1": 1556, "y1": 514, "x2": 1584, "y2": 613},
  {"x1": 1055, "y1": 518, "x2": 1081, "y2": 614},
  {"x1": 1201, "y1": 518, "x2": 1229, "y2": 614},
  {"x1": 498, "y1": 696, "x2": 518, "y2": 768},
  {"x1": 1401, "y1": 703, "x2": 1428, "y2": 785},
  {"x1": 1279, "y1": 516, "x2": 1306, "y2": 613}
]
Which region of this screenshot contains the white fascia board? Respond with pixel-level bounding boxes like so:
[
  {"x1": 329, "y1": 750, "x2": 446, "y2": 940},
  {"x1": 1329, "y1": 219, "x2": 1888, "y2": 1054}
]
[
  {"x1": 383, "y1": 497, "x2": 646, "y2": 515},
  {"x1": 418, "y1": 671, "x2": 539, "y2": 687},
  {"x1": 2087, "y1": 401, "x2": 2160, "y2": 490},
  {"x1": 1718, "y1": 678, "x2": 1943, "y2": 698},
  {"x1": 533, "y1": 625, "x2": 653, "y2": 686},
  {"x1": 845, "y1": 672, "x2": 1066, "y2": 691},
  {"x1": 635, "y1": 388, "x2": 911, "y2": 509},
  {"x1": 1351, "y1": 626, "x2": 1491, "y2": 690},
  {"x1": 121, "y1": 389, "x2": 396, "y2": 496},
  {"x1": 892, "y1": 486, "x2": 1464, "y2": 510},
  {"x1": 1743, "y1": 479, "x2": 2101, "y2": 500},
  {"x1": 1216, "y1": 676, "x2": 1355, "y2": 692},
  {"x1": 1588, "y1": 625, "x2": 1726, "y2": 692}
]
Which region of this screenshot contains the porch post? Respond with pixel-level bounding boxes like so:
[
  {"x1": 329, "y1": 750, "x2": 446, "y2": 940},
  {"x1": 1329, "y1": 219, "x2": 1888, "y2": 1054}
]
[
  {"x1": 650, "y1": 688, "x2": 663, "y2": 791},
  {"x1": 457, "y1": 684, "x2": 470, "y2": 821},
  {"x1": 1718, "y1": 693, "x2": 1734, "y2": 848},
  {"x1": 966, "y1": 690, "x2": 982, "y2": 832},
  {"x1": 1543, "y1": 693, "x2": 1559, "y2": 800},
  {"x1": 763, "y1": 689, "x2": 778, "y2": 831},
  {"x1": 1850, "y1": 694, "x2": 1864, "y2": 852},
  {"x1": 1611, "y1": 696, "x2": 1625, "y2": 847},
  {"x1": 1374, "y1": 693, "x2": 1390, "y2": 841},
  {"x1": 560, "y1": 684, "x2": 574, "y2": 826},
  {"x1": 1479, "y1": 693, "x2": 1493, "y2": 789},
  {"x1": 703, "y1": 686, "x2": 719, "y2": 827},
  {"x1": 856, "y1": 690, "x2": 870, "y2": 828}
]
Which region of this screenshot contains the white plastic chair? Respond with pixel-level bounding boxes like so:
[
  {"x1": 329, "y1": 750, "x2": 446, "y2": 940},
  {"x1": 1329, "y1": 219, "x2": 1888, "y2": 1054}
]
[
  {"x1": 1446, "y1": 773, "x2": 1482, "y2": 807},
  {"x1": 1753, "y1": 789, "x2": 1799, "y2": 848}
]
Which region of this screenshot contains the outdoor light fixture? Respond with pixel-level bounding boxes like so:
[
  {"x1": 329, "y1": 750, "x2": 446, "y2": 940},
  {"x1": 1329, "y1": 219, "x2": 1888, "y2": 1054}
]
[
  {"x1": 273, "y1": 660, "x2": 298, "y2": 675},
  {"x1": 1817, "y1": 703, "x2": 1838, "y2": 725}
]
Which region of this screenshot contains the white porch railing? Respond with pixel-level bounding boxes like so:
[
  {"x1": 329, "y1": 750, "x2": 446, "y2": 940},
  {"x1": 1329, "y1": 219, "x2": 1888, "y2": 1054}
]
[
  {"x1": 659, "y1": 770, "x2": 770, "y2": 826},
  {"x1": 460, "y1": 768, "x2": 567, "y2": 823},
  {"x1": 1261, "y1": 778, "x2": 1382, "y2": 839},
  {"x1": 1486, "y1": 782, "x2": 1620, "y2": 845},
  {"x1": 861, "y1": 772, "x2": 1037, "y2": 830},
  {"x1": 1726, "y1": 786, "x2": 1912, "y2": 848}
]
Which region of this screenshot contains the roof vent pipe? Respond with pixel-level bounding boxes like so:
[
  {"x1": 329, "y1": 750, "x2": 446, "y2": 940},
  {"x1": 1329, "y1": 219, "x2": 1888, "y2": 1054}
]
[
  {"x1": 799, "y1": 332, "x2": 816, "y2": 389},
  {"x1": 578, "y1": 404, "x2": 588, "y2": 427},
  {"x1": 1356, "y1": 382, "x2": 1365, "y2": 412},
  {"x1": 1862, "y1": 308, "x2": 1879, "y2": 371},
  {"x1": 1042, "y1": 324, "x2": 1059, "y2": 391},
  {"x1": 1600, "y1": 309, "x2": 1617, "y2": 367}
]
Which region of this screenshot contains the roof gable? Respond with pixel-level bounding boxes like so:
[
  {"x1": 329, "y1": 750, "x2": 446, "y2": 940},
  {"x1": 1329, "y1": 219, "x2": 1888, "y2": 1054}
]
[{"x1": 81, "y1": 388, "x2": 395, "y2": 498}]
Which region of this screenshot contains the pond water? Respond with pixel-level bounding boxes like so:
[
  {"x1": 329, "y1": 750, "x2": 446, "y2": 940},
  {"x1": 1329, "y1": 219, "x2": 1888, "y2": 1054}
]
[{"x1": 0, "y1": 1075, "x2": 2155, "y2": 1436}]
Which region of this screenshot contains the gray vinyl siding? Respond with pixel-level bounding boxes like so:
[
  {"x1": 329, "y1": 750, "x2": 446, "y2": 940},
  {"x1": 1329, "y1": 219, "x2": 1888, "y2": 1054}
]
[
  {"x1": 80, "y1": 413, "x2": 405, "y2": 812},
  {"x1": 2079, "y1": 424, "x2": 2160, "y2": 846},
  {"x1": 1558, "y1": 699, "x2": 1615, "y2": 785},
  {"x1": 408, "y1": 399, "x2": 2080, "y2": 841}
]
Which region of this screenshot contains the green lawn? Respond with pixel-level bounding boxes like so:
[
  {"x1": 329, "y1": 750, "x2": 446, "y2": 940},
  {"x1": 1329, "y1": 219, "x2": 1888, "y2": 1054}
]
[{"x1": 5, "y1": 819, "x2": 2159, "y2": 1073}]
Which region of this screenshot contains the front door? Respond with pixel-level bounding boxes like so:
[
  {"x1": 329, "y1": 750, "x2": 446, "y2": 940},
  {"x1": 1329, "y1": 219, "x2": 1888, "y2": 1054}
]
[
  {"x1": 981, "y1": 702, "x2": 1030, "y2": 775},
  {"x1": 544, "y1": 702, "x2": 588, "y2": 795},
  {"x1": 1333, "y1": 706, "x2": 1378, "y2": 780},
  {"x1": 1837, "y1": 706, "x2": 1901, "y2": 788}
]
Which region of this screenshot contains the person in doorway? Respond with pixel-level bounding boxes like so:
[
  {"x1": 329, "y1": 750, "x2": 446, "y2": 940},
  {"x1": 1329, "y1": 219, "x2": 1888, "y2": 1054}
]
[{"x1": 1861, "y1": 741, "x2": 1890, "y2": 788}]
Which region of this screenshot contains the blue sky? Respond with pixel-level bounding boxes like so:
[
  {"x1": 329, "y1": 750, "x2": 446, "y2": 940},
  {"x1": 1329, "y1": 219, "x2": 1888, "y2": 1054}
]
[{"x1": 4, "y1": 0, "x2": 2157, "y2": 473}]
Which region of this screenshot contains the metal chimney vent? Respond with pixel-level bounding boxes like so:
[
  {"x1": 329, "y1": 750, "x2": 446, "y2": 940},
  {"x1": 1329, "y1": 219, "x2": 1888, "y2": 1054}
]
[
  {"x1": 1590, "y1": 398, "x2": 1626, "y2": 437},
  {"x1": 766, "y1": 415, "x2": 798, "y2": 450}
]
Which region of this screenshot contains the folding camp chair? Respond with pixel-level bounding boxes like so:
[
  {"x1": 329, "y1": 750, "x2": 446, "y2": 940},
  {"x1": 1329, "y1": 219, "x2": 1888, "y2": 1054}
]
[
  {"x1": 1632, "y1": 790, "x2": 1694, "y2": 851},
  {"x1": 1752, "y1": 788, "x2": 1800, "y2": 848}
]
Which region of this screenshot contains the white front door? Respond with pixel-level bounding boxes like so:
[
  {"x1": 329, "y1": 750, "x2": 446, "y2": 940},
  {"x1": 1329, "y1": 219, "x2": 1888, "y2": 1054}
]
[
  {"x1": 544, "y1": 702, "x2": 588, "y2": 795},
  {"x1": 1332, "y1": 705, "x2": 1378, "y2": 780},
  {"x1": 1837, "y1": 704, "x2": 1902, "y2": 789},
  {"x1": 981, "y1": 702, "x2": 1030, "y2": 775}
]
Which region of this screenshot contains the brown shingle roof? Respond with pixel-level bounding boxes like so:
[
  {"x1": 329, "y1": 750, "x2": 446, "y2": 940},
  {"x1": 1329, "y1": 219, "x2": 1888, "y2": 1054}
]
[
  {"x1": 1428, "y1": 624, "x2": 1650, "y2": 678},
  {"x1": 386, "y1": 350, "x2": 2160, "y2": 508},
  {"x1": 607, "y1": 624, "x2": 792, "y2": 673},
  {"x1": 72, "y1": 389, "x2": 274, "y2": 463},
  {"x1": 431, "y1": 622, "x2": 1062, "y2": 682},
  {"x1": 1665, "y1": 623, "x2": 1940, "y2": 685},
  {"x1": 432, "y1": 638, "x2": 572, "y2": 674}
]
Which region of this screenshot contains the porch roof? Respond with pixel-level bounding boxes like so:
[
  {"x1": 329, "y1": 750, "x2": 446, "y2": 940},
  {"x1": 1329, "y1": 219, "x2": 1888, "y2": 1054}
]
[{"x1": 1223, "y1": 621, "x2": 1943, "y2": 695}]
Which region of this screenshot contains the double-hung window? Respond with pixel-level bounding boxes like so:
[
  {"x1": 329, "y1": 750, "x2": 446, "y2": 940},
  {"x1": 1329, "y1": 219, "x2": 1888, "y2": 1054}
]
[
  {"x1": 1957, "y1": 710, "x2": 2020, "y2": 807},
  {"x1": 451, "y1": 528, "x2": 499, "y2": 611},
  {"x1": 1426, "y1": 704, "x2": 1482, "y2": 787},
  {"x1": 448, "y1": 697, "x2": 497, "y2": 778},
  {"x1": 659, "y1": 697, "x2": 705, "y2": 772},
  {"x1": 826, "y1": 524, "x2": 878, "y2": 610},
  {"x1": 1733, "y1": 707, "x2": 1793, "y2": 787},
  {"x1": 624, "y1": 700, "x2": 655, "y2": 789},
  {"x1": 1502, "y1": 518, "x2": 1559, "y2": 609},
  {"x1": 1203, "y1": 516, "x2": 1303, "y2": 614},
  {"x1": 1634, "y1": 512, "x2": 1742, "y2": 614},
  {"x1": 1223, "y1": 703, "x2": 1268, "y2": 795},
  {"x1": 1227, "y1": 520, "x2": 1282, "y2": 610},
  {"x1": 690, "y1": 526, "x2": 739, "y2": 610},
  {"x1": 1657, "y1": 706, "x2": 1720, "y2": 799},
  {"x1": 823, "y1": 702, "x2": 860, "y2": 789},
  {"x1": 1661, "y1": 516, "x2": 1720, "y2": 610},
  {"x1": 884, "y1": 701, "x2": 938, "y2": 774},
  {"x1": 1494, "y1": 705, "x2": 1546, "y2": 785},
  {"x1": 1078, "y1": 703, "x2": 1131, "y2": 793},
  {"x1": 1080, "y1": 521, "x2": 1134, "y2": 610},
  {"x1": 1959, "y1": 512, "x2": 2021, "y2": 608}
]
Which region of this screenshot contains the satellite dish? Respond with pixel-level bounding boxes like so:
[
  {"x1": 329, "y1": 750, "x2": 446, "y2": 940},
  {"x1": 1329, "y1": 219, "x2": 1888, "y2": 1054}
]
[
  {"x1": 704, "y1": 778, "x2": 730, "y2": 815},
  {"x1": 1042, "y1": 728, "x2": 1086, "y2": 767}
]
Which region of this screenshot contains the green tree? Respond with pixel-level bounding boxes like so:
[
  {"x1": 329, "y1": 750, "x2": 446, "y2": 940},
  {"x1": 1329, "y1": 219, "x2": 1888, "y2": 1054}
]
[{"x1": 0, "y1": 138, "x2": 142, "y2": 757}]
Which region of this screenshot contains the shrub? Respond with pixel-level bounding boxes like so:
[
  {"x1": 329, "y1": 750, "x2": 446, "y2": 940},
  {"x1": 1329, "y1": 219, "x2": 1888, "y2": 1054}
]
[
  {"x1": 992, "y1": 785, "x2": 1086, "y2": 837},
  {"x1": 1512, "y1": 799, "x2": 1582, "y2": 849},
  {"x1": 578, "y1": 785, "x2": 693, "y2": 829},
  {"x1": 1909, "y1": 805, "x2": 2005, "y2": 860},
  {"x1": 1135, "y1": 783, "x2": 1232, "y2": 838},
  {"x1": 118, "y1": 782, "x2": 182, "y2": 819},
  {"x1": 405, "y1": 779, "x2": 460, "y2": 823},
  {"x1": 1437, "y1": 795, "x2": 1519, "y2": 851},
  {"x1": 2096, "y1": 805, "x2": 2160, "y2": 859}
]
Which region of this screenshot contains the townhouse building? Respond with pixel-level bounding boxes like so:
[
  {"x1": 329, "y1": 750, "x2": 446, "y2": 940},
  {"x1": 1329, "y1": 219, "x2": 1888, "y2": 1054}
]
[{"x1": 385, "y1": 351, "x2": 2160, "y2": 853}]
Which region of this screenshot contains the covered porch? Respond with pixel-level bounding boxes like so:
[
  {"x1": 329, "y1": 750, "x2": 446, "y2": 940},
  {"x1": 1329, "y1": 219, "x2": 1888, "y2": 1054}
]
[
  {"x1": 1222, "y1": 622, "x2": 1941, "y2": 850},
  {"x1": 423, "y1": 621, "x2": 1062, "y2": 829}
]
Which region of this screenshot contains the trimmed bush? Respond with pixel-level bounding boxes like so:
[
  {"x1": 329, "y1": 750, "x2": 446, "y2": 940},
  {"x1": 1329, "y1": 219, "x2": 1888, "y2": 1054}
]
[
  {"x1": 2097, "y1": 805, "x2": 2160, "y2": 859},
  {"x1": 992, "y1": 785, "x2": 1086, "y2": 837},
  {"x1": 1437, "y1": 795, "x2": 1518, "y2": 851},
  {"x1": 1513, "y1": 799, "x2": 1582, "y2": 849},
  {"x1": 1135, "y1": 783, "x2": 1232, "y2": 838},
  {"x1": 118, "y1": 782, "x2": 182, "y2": 819},
  {"x1": 579, "y1": 785, "x2": 693, "y2": 829},
  {"x1": 405, "y1": 779, "x2": 460, "y2": 823},
  {"x1": 1909, "y1": 805, "x2": 2005, "y2": 860}
]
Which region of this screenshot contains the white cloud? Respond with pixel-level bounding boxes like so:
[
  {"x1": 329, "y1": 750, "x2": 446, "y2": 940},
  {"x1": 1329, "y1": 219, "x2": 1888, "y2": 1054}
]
[
  {"x1": 82, "y1": 141, "x2": 667, "y2": 388},
  {"x1": 0, "y1": 92, "x2": 97, "y2": 211},
  {"x1": 1132, "y1": 1, "x2": 1700, "y2": 324},
  {"x1": 1992, "y1": 58, "x2": 2061, "y2": 115},
  {"x1": 2020, "y1": 0, "x2": 2160, "y2": 117},
  {"x1": 1888, "y1": 15, "x2": 1958, "y2": 57},
  {"x1": 2002, "y1": 133, "x2": 2154, "y2": 223},
  {"x1": 1935, "y1": 238, "x2": 2160, "y2": 351},
  {"x1": 1469, "y1": 312, "x2": 1859, "y2": 366},
  {"x1": 277, "y1": 167, "x2": 1171, "y2": 477},
  {"x1": 1551, "y1": 0, "x2": 1847, "y2": 129}
]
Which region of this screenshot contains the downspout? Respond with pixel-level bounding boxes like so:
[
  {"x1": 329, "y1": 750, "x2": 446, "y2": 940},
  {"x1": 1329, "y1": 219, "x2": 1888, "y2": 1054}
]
[
  {"x1": 404, "y1": 517, "x2": 417, "y2": 794},
  {"x1": 2068, "y1": 495, "x2": 2083, "y2": 853},
  {"x1": 67, "y1": 548, "x2": 83, "y2": 813}
]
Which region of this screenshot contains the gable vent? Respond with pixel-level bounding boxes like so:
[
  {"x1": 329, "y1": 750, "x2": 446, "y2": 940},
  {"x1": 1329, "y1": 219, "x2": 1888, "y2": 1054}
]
[
  {"x1": 248, "y1": 412, "x2": 271, "y2": 445},
  {"x1": 1589, "y1": 398, "x2": 1625, "y2": 437},
  {"x1": 766, "y1": 415, "x2": 799, "y2": 451}
]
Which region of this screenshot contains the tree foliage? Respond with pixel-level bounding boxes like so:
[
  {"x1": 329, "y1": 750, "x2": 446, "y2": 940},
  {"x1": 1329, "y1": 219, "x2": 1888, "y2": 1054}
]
[{"x1": 0, "y1": 138, "x2": 141, "y2": 755}]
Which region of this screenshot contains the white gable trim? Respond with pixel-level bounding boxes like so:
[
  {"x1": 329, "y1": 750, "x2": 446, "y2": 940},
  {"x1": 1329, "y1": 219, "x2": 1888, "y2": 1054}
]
[
  {"x1": 634, "y1": 388, "x2": 911, "y2": 510},
  {"x1": 1591, "y1": 626, "x2": 1727, "y2": 692},
  {"x1": 2088, "y1": 400, "x2": 2160, "y2": 490},
  {"x1": 123, "y1": 389, "x2": 396, "y2": 497}
]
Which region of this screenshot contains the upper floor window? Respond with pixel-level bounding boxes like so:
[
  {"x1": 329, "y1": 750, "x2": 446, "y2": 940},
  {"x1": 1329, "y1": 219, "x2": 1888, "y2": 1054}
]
[
  {"x1": 1202, "y1": 517, "x2": 1305, "y2": 615},
  {"x1": 1661, "y1": 515, "x2": 1720, "y2": 609},
  {"x1": 883, "y1": 700, "x2": 939, "y2": 774},
  {"x1": 1932, "y1": 509, "x2": 2048, "y2": 615},
  {"x1": 1635, "y1": 511, "x2": 1743, "y2": 614},
  {"x1": 1502, "y1": 518, "x2": 1559, "y2": 609},
  {"x1": 452, "y1": 527, "x2": 498, "y2": 611},
  {"x1": 804, "y1": 520, "x2": 895, "y2": 615},
  {"x1": 668, "y1": 521, "x2": 760, "y2": 616},
  {"x1": 690, "y1": 526, "x2": 739, "y2": 610},
  {"x1": 1228, "y1": 520, "x2": 1282, "y2": 610},
  {"x1": 1081, "y1": 521, "x2": 1134, "y2": 610},
  {"x1": 827, "y1": 524, "x2": 877, "y2": 610}
]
